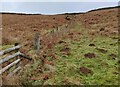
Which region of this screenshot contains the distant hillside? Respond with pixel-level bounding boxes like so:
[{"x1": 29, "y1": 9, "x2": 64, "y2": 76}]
[
  {"x1": 88, "y1": 6, "x2": 120, "y2": 12},
  {"x1": 2, "y1": 6, "x2": 119, "y2": 45},
  {"x1": 75, "y1": 6, "x2": 119, "y2": 36}
]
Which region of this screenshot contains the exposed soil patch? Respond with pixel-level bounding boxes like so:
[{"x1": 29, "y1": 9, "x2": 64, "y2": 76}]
[
  {"x1": 110, "y1": 42, "x2": 117, "y2": 46},
  {"x1": 77, "y1": 32, "x2": 82, "y2": 35},
  {"x1": 47, "y1": 53, "x2": 57, "y2": 60},
  {"x1": 68, "y1": 33, "x2": 74, "y2": 36},
  {"x1": 89, "y1": 43, "x2": 95, "y2": 46},
  {"x1": 84, "y1": 53, "x2": 96, "y2": 58},
  {"x1": 111, "y1": 36, "x2": 119, "y2": 39},
  {"x1": 96, "y1": 48, "x2": 108, "y2": 53},
  {"x1": 60, "y1": 47, "x2": 71, "y2": 56},
  {"x1": 41, "y1": 73, "x2": 52, "y2": 81},
  {"x1": 45, "y1": 60, "x2": 54, "y2": 66},
  {"x1": 73, "y1": 37, "x2": 81, "y2": 42},
  {"x1": 79, "y1": 66, "x2": 93, "y2": 75},
  {"x1": 112, "y1": 71, "x2": 119, "y2": 75},
  {"x1": 99, "y1": 28, "x2": 105, "y2": 31},
  {"x1": 58, "y1": 40, "x2": 66, "y2": 44},
  {"x1": 60, "y1": 47, "x2": 70, "y2": 52},
  {"x1": 109, "y1": 53, "x2": 117, "y2": 60},
  {"x1": 65, "y1": 16, "x2": 72, "y2": 20},
  {"x1": 118, "y1": 39, "x2": 120, "y2": 42},
  {"x1": 110, "y1": 43, "x2": 114, "y2": 46}
]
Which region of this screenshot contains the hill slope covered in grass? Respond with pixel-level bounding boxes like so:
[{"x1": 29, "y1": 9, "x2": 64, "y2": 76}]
[{"x1": 19, "y1": 21, "x2": 118, "y2": 85}]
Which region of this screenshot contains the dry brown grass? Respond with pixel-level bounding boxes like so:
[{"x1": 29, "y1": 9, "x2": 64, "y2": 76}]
[
  {"x1": 2, "y1": 14, "x2": 69, "y2": 46},
  {"x1": 76, "y1": 8, "x2": 119, "y2": 36},
  {"x1": 2, "y1": 75, "x2": 21, "y2": 85}
]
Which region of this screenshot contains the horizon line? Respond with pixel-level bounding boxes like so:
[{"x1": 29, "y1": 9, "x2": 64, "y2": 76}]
[{"x1": 0, "y1": 5, "x2": 119, "y2": 15}]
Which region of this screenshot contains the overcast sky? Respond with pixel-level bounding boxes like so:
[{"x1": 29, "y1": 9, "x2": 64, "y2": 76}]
[
  {"x1": 1, "y1": 2, "x2": 119, "y2": 15},
  {"x1": 0, "y1": 0, "x2": 119, "y2": 2}
]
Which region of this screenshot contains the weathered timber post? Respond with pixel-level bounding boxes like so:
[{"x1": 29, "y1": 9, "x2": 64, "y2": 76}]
[
  {"x1": 14, "y1": 43, "x2": 19, "y2": 52},
  {"x1": 49, "y1": 31, "x2": 52, "y2": 44},
  {"x1": 14, "y1": 43, "x2": 20, "y2": 70},
  {"x1": 59, "y1": 27, "x2": 62, "y2": 38},
  {"x1": 34, "y1": 32, "x2": 40, "y2": 53},
  {"x1": 61, "y1": 27, "x2": 64, "y2": 36},
  {"x1": 52, "y1": 29, "x2": 55, "y2": 35},
  {"x1": 68, "y1": 24, "x2": 70, "y2": 33},
  {"x1": 52, "y1": 29, "x2": 55, "y2": 43},
  {"x1": 56, "y1": 27, "x2": 59, "y2": 37},
  {"x1": 63, "y1": 26, "x2": 66, "y2": 35},
  {"x1": 65, "y1": 24, "x2": 68, "y2": 33},
  {"x1": 51, "y1": 29, "x2": 54, "y2": 39},
  {"x1": 55, "y1": 27, "x2": 59, "y2": 42}
]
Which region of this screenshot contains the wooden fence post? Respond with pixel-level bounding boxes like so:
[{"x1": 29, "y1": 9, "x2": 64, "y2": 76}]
[
  {"x1": 53, "y1": 29, "x2": 55, "y2": 37},
  {"x1": 49, "y1": 31, "x2": 52, "y2": 43},
  {"x1": 52, "y1": 29, "x2": 55, "y2": 43},
  {"x1": 56, "y1": 27, "x2": 59, "y2": 37},
  {"x1": 65, "y1": 24, "x2": 68, "y2": 33},
  {"x1": 14, "y1": 43, "x2": 20, "y2": 71},
  {"x1": 14, "y1": 43, "x2": 19, "y2": 52},
  {"x1": 34, "y1": 32, "x2": 40, "y2": 53}
]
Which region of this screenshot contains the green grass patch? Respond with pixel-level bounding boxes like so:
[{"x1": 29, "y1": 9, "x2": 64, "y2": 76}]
[{"x1": 45, "y1": 23, "x2": 118, "y2": 85}]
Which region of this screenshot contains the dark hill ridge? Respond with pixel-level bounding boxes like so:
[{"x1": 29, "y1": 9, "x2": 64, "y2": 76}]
[
  {"x1": 0, "y1": 12, "x2": 42, "y2": 15},
  {"x1": 87, "y1": 6, "x2": 120, "y2": 13},
  {"x1": 1, "y1": 6, "x2": 119, "y2": 15}
]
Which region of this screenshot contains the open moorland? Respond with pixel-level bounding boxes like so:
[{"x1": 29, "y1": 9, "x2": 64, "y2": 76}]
[{"x1": 1, "y1": 6, "x2": 120, "y2": 85}]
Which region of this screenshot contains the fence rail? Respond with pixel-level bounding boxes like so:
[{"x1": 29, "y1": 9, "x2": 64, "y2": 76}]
[
  {"x1": 0, "y1": 45, "x2": 21, "y2": 56},
  {"x1": 0, "y1": 45, "x2": 31, "y2": 76}
]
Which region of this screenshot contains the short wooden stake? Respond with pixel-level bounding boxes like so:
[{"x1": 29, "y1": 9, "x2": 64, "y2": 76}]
[{"x1": 34, "y1": 32, "x2": 40, "y2": 53}]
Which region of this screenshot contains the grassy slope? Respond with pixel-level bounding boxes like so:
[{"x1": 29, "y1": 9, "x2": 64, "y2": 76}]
[
  {"x1": 43, "y1": 22, "x2": 118, "y2": 85},
  {"x1": 17, "y1": 22, "x2": 118, "y2": 85}
]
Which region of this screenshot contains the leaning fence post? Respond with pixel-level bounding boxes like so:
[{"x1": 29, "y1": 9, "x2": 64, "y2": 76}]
[{"x1": 34, "y1": 32, "x2": 40, "y2": 53}]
